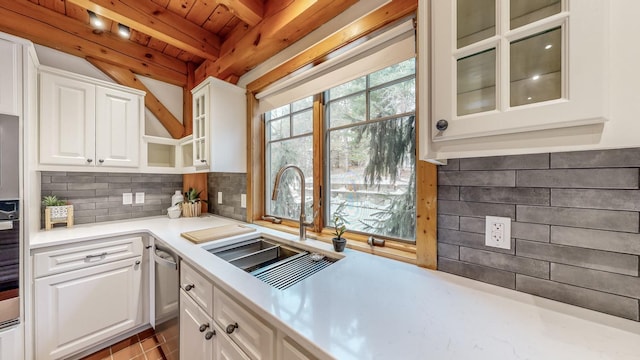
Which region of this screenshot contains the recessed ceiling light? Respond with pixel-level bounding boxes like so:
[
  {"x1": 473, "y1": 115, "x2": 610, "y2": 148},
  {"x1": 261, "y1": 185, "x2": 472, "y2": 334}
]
[
  {"x1": 87, "y1": 10, "x2": 104, "y2": 29},
  {"x1": 532, "y1": 74, "x2": 540, "y2": 81},
  {"x1": 118, "y1": 23, "x2": 131, "y2": 39},
  {"x1": 545, "y1": 44, "x2": 553, "y2": 50}
]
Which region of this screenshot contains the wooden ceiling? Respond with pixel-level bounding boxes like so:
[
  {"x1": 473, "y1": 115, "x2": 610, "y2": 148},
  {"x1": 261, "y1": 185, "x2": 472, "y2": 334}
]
[{"x1": 0, "y1": 0, "x2": 360, "y2": 87}]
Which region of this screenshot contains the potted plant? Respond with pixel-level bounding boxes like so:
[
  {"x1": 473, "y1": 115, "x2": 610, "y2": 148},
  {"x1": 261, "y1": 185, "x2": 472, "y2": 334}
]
[
  {"x1": 181, "y1": 187, "x2": 207, "y2": 217},
  {"x1": 331, "y1": 213, "x2": 347, "y2": 252},
  {"x1": 42, "y1": 195, "x2": 74, "y2": 230}
]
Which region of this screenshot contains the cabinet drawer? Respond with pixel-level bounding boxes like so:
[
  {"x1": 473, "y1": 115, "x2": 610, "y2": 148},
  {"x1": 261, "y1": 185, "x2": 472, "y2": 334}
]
[
  {"x1": 281, "y1": 338, "x2": 315, "y2": 360},
  {"x1": 213, "y1": 286, "x2": 274, "y2": 360},
  {"x1": 216, "y1": 323, "x2": 251, "y2": 360},
  {"x1": 33, "y1": 236, "x2": 143, "y2": 278},
  {"x1": 180, "y1": 262, "x2": 213, "y2": 315}
]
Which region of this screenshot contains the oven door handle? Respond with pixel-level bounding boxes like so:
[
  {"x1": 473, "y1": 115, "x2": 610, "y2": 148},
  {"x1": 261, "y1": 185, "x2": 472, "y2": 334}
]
[
  {"x1": 154, "y1": 247, "x2": 178, "y2": 270},
  {"x1": 0, "y1": 221, "x2": 13, "y2": 230}
]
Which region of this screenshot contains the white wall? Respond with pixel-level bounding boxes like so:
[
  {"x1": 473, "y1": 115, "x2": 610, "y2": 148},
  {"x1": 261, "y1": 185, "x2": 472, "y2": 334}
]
[{"x1": 34, "y1": 45, "x2": 183, "y2": 138}]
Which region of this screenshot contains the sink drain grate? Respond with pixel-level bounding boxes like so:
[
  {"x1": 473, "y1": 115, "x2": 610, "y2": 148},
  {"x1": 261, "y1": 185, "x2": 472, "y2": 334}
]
[{"x1": 251, "y1": 253, "x2": 336, "y2": 290}]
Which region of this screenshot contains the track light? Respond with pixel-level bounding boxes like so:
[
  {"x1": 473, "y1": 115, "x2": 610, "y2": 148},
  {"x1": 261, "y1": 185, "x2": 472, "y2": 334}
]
[
  {"x1": 118, "y1": 23, "x2": 131, "y2": 39},
  {"x1": 87, "y1": 10, "x2": 104, "y2": 29}
]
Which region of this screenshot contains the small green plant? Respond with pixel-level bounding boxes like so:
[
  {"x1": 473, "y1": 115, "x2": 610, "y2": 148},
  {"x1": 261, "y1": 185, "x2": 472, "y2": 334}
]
[
  {"x1": 42, "y1": 195, "x2": 66, "y2": 207},
  {"x1": 332, "y1": 202, "x2": 348, "y2": 240},
  {"x1": 183, "y1": 187, "x2": 207, "y2": 203}
]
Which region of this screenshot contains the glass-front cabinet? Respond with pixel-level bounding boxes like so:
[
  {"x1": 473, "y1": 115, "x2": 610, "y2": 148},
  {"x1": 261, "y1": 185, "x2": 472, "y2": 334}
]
[{"x1": 430, "y1": 0, "x2": 608, "y2": 142}]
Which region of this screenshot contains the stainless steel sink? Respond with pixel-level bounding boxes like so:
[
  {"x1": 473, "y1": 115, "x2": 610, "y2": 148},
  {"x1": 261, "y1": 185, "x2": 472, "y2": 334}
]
[{"x1": 207, "y1": 237, "x2": 337, "y2": 289}]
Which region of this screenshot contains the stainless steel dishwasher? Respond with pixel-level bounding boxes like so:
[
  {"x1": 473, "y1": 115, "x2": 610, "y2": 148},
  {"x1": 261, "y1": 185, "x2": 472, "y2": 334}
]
[{"x1": 153, "y1": 239, "x2": 180, "y2": 360}]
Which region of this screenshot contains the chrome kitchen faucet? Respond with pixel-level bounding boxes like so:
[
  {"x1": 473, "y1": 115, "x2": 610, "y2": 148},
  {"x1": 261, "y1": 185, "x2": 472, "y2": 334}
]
[{"x1": 271, "y1": 165, "x2": 316, "y2": 241}]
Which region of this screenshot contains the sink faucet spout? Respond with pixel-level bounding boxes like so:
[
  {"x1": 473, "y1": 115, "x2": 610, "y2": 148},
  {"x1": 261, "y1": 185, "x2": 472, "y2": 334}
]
[{"x1": 271, "y1": 164, "x2": 314, "y2": 241}]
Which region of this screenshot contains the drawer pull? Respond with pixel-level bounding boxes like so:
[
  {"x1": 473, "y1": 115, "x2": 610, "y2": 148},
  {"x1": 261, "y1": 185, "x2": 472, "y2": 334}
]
[
  {"x1": 205, "y1": 330, "x2": 215, "y2": 340},
  {"x1": 199, "y1": 323, "x2": 209, "y2": 332},
  {"x1": 225, "y1": 322, "x2": 238, "y2": 334},
  {"x1": 85, "y1": 252, "x2": 107, "y2": 261},
  {"x1": 184, "y1": 284, "x2": 195, "y2": 291}
]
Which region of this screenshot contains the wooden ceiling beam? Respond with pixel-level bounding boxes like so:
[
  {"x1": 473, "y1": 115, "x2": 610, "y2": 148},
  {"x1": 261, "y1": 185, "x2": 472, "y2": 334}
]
[
  {"x1": 194, "y1": 0, "x2": 359, "y2": 84},
  {"x1": 247, "y1": 0, "x2": 418, "y2": 93},
  {"x1": 0, "y1": 0, "x2": 187, "y2": 86},
  {"x1": 88, "y1": 57, "x2": 186, "y2": 139},
  {"x1": 67, "y1": 0, "x2": 221, "y2": 62},
  {"x1": 217, "y1": 0, "x2": 264, "y2": 27}
]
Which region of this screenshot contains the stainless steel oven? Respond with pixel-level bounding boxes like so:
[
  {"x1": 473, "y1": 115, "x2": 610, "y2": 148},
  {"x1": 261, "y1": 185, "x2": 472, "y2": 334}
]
[{"x1": 0, "y1": 200, "x2": 19, "y2": 330}]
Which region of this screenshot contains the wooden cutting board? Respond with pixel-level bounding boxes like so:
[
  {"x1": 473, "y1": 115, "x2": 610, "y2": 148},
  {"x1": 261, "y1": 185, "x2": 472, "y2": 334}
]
[{"x1": 181, "y1": 224, "x2": 256, "y2": 244}]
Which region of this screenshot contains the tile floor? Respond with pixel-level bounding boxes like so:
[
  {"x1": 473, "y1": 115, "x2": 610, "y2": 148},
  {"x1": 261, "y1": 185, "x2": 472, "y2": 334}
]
[{"x1": 80, "y1": 328, "x2": 168, "y2": 360}]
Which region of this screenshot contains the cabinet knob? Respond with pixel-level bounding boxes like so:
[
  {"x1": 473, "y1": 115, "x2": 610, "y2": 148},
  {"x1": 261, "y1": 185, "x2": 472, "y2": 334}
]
[
  {"x1": 135, "y1": 260, "x2": 141, "y2": 265},
  {"x1": 205, "y1": 330, "x2": 215, "y2": 340},
  {"x1": 184, "y1": 284, "x2": 195, "y2": 291},
  {"x1": 87, "y1": 159, "x2": 93, "y2": 163},
  {"x1": 436, "y1": 119, "x2": 448, "y2": 131},
  {"x1": 199, "y1": 323, "x2": 210, "y2": 332},
  {"x1": 200, "y1": 159, "x2": 207, "y2": 163},
  {"x1": 98, "y1": 159, "x2": 104, "y2": 164},
  {"x1": 225, "y1": 322, "x2": 238, "y2": 334}
]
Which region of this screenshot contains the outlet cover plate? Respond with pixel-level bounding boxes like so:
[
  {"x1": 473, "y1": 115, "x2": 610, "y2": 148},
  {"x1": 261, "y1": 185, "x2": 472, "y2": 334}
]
[
  {"x1": 217, "y1": 192, "x2": 223, "y2": 204},
  {"x1": 135, "y1": 192, "x2": 145, "y2": 204},
  {"x1": 485, "y1": 216, "x2": 511, "y2": 249},
  {"x1": 240, "y1": 194, "x2": 246, "y2": 208},
  {"x1": 122, "y1": 193, "x2": 133, "y2": 205}
]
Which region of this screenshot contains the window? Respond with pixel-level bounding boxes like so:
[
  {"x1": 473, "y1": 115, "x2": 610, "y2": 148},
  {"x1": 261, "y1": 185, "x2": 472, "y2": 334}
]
[{"x1": 263, "y1": 59, "x2": 416, "y2": 243}]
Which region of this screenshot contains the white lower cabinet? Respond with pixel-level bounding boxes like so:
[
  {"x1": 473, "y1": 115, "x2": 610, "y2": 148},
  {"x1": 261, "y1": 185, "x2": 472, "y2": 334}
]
[
  {"x1": 281, "y1": 339, "x2": 313, "y2": 360},
  {"x1": 0, "y1": 325, "x2": 22, "y2": 360},
  {"x1": 33, "y1": 237, "x2": 144, "y2": 360},
  {"x1": 180, "y1": 290, "x2": 214, "y2": 360}
]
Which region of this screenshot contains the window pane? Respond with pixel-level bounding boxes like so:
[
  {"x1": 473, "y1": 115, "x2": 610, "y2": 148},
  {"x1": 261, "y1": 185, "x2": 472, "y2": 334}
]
[
  {"x1": 510, "y1": 27, "x2": 561, "y2": 106},
  {"x1": 457, "y1": 49, "x2": 496, "y2": 116},
  {"x1": 328, "y1": 117, "x2": 415, "y2": 241},
  {"x1": 292, "y1": 96, "x2": 313, "y2": 112},
  {"x1": 267, "y1": 117, "x2": 290, "y2": 141},
  {"x1": 369, "y1": 59, "x2": 416, "y2": 87},
  {"x1": 510, "y1": 0, "x2": 560, "y2": 29},
  {"x1": 266, "y1": 136, "x2": 314, "y2": 221},
  {"x1": 269, "y1": 104, "x2": 290, "y2": 118},
  {"x1": 292, "y1": 110, "x2": 313, "y2": 136},
  {"x1": 328, "y1": 77, "x2": 366, "y2": 100},
  {"x1": 328, "y1": 93, "x2": 366, "y2": 128},
  {"x1": 369, "y1": 79, "x2": 416, "y2": 119},
  {"x1": 457, "y1": 0, "x2": 495, "y2": 48}
]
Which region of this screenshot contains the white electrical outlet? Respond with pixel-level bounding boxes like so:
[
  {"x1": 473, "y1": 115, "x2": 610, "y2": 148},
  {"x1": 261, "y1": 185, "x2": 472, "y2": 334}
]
[
  {"x1": 240, "y1": 194, "x2": 246, "y2": 208},
  {"x1": 135, "y1": 192, "x2": 145, "y2": 204},
  {"x1": 485, "y1": 216, "x2": 511, "y2": 249},
  {"x1": 122, "y1": 193, "x2": 133, "y2": 205},
  {"x1": 217, "y1": 192, "x2": 223, "y2": 204}
]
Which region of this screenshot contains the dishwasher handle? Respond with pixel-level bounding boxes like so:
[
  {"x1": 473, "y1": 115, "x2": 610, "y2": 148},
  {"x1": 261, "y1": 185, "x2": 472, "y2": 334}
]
[{"x1": 154, "y1": 246, "x2": 178, "y2": 270}]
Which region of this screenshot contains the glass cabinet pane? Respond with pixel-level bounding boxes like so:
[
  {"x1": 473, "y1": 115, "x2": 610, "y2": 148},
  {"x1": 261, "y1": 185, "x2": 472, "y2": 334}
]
[
  {"x1": 511, "y1": 0, "x2": 561, "y2": 29},
  {"x1": 457, "y1": 49, "x2": 496, "y2": 116},
  {"x1": 510, "y1": 27, "x2": 561, "y2": 107},
  {"x1": 457, "y1": 0, "x2": 495, "y2": 48}
]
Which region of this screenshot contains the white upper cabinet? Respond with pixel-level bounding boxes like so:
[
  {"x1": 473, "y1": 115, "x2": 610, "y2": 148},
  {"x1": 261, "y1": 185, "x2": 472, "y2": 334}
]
[
  {"x1": 191, "y1": 77, "x2": 247, "y2": 173},
  {"x1": 0, "y1": 38, "x2": 19, "y2": 116},
  {"x1": 39, "y1": 66, "x2": 144, "y2": 169},
  {"x1": 429, "y1": 0, "x2": 608, "y2": 142}
]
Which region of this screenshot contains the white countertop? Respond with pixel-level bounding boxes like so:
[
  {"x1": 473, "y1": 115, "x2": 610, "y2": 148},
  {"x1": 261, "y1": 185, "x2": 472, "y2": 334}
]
[{"x1": 31, "y1": 216, "x2": 640, "y2": 359}]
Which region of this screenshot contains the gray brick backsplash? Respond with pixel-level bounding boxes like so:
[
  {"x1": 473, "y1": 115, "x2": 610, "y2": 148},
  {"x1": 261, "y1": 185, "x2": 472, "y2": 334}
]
[
  {"x1": 438, "y1": 257, "x2": 516, "y2": 289},
  {"x1": 439, "y1": 200, "x2": 515, "y2": 218},
  {"x1": 551, "y1": 263, "x2": 640, "y2": 300},
  {"x1": 208, "y1": 172, "x2": 247, "y2": 222},
  {"x1": 515, "y1": 240, "x2": 639, "y2": 276},
  {"x1": 551, "y1": 148, "x2": 640, "y2": 168},
  {"x1": 516, "y1": 169, "x2": 639, "y2": 189},
  {"x1": 551, "y1": 189, "x2": 640, "y2": 211},
  {"x1": 460, "y1": 154, "x2": 549, "y2": 170},
  {"x1": 551, "y1": 226, "x2": 640, "y2": 255},
  {"x1": 516, "y1": 205, "x2": 639, "y2": 232},
  {"x1": 516, "y1": 274, "x2": 639, "y2": 321},
  {"x1": 438, "y1": 148, "x2": 640, "y2": 322},
  {"x1": 41, "y1": 171, "x2": 182, "y2": 227},
  {"x1": 460, "y1": 247, "x2": 549, "y2": 279},
  {"x1": 439, "y1": 171, "x2": 516, "y2": 187},
  {"x1": 438, "y1": 186, "x2": 460, "y2": 200},
  {"x1": 460, "y1": 187, "x2": 549, "y2": 205}
]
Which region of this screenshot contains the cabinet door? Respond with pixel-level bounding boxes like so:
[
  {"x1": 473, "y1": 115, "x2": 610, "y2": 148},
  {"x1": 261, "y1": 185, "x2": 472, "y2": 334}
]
[
  {"x1": 0, "y1": 39, "x2": 18, "y2": 116},
  {"x1": 430, "y1": 0, "x2": 608, "y2": 142},
  {"x1": 0, "y1": 325, "x2": 22, "y2": 360},
  {"x1": 180, "y1": 290, "x2": 214, "y2": 360},
  {"x1": 95, "y1": 86, "x2": 140, "y2": 167},
  {"x1": 35, "y1": 257, "x2": 142, "y2": 360},
  {"x1": 39, "y1": 72, "x2": 96, "y2": 166},
  {"x1": 192, "y1": 85, "x2": 210, "y2": 169},
  {"x1": 215, "y1": 324, "x2": 251, "y2": 360},
  {"x1": 281, "y1": 339, "x2": 314, "y2": 360}
]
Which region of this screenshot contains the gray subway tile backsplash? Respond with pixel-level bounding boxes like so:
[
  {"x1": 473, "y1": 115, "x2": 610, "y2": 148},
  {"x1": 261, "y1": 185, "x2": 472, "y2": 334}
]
[
  {"x1": 207, "y1": 172, "x2": 247, "y2": 222},
  {"x1": 438, "y1": 148, "x2": 640, "y2": 322}
]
